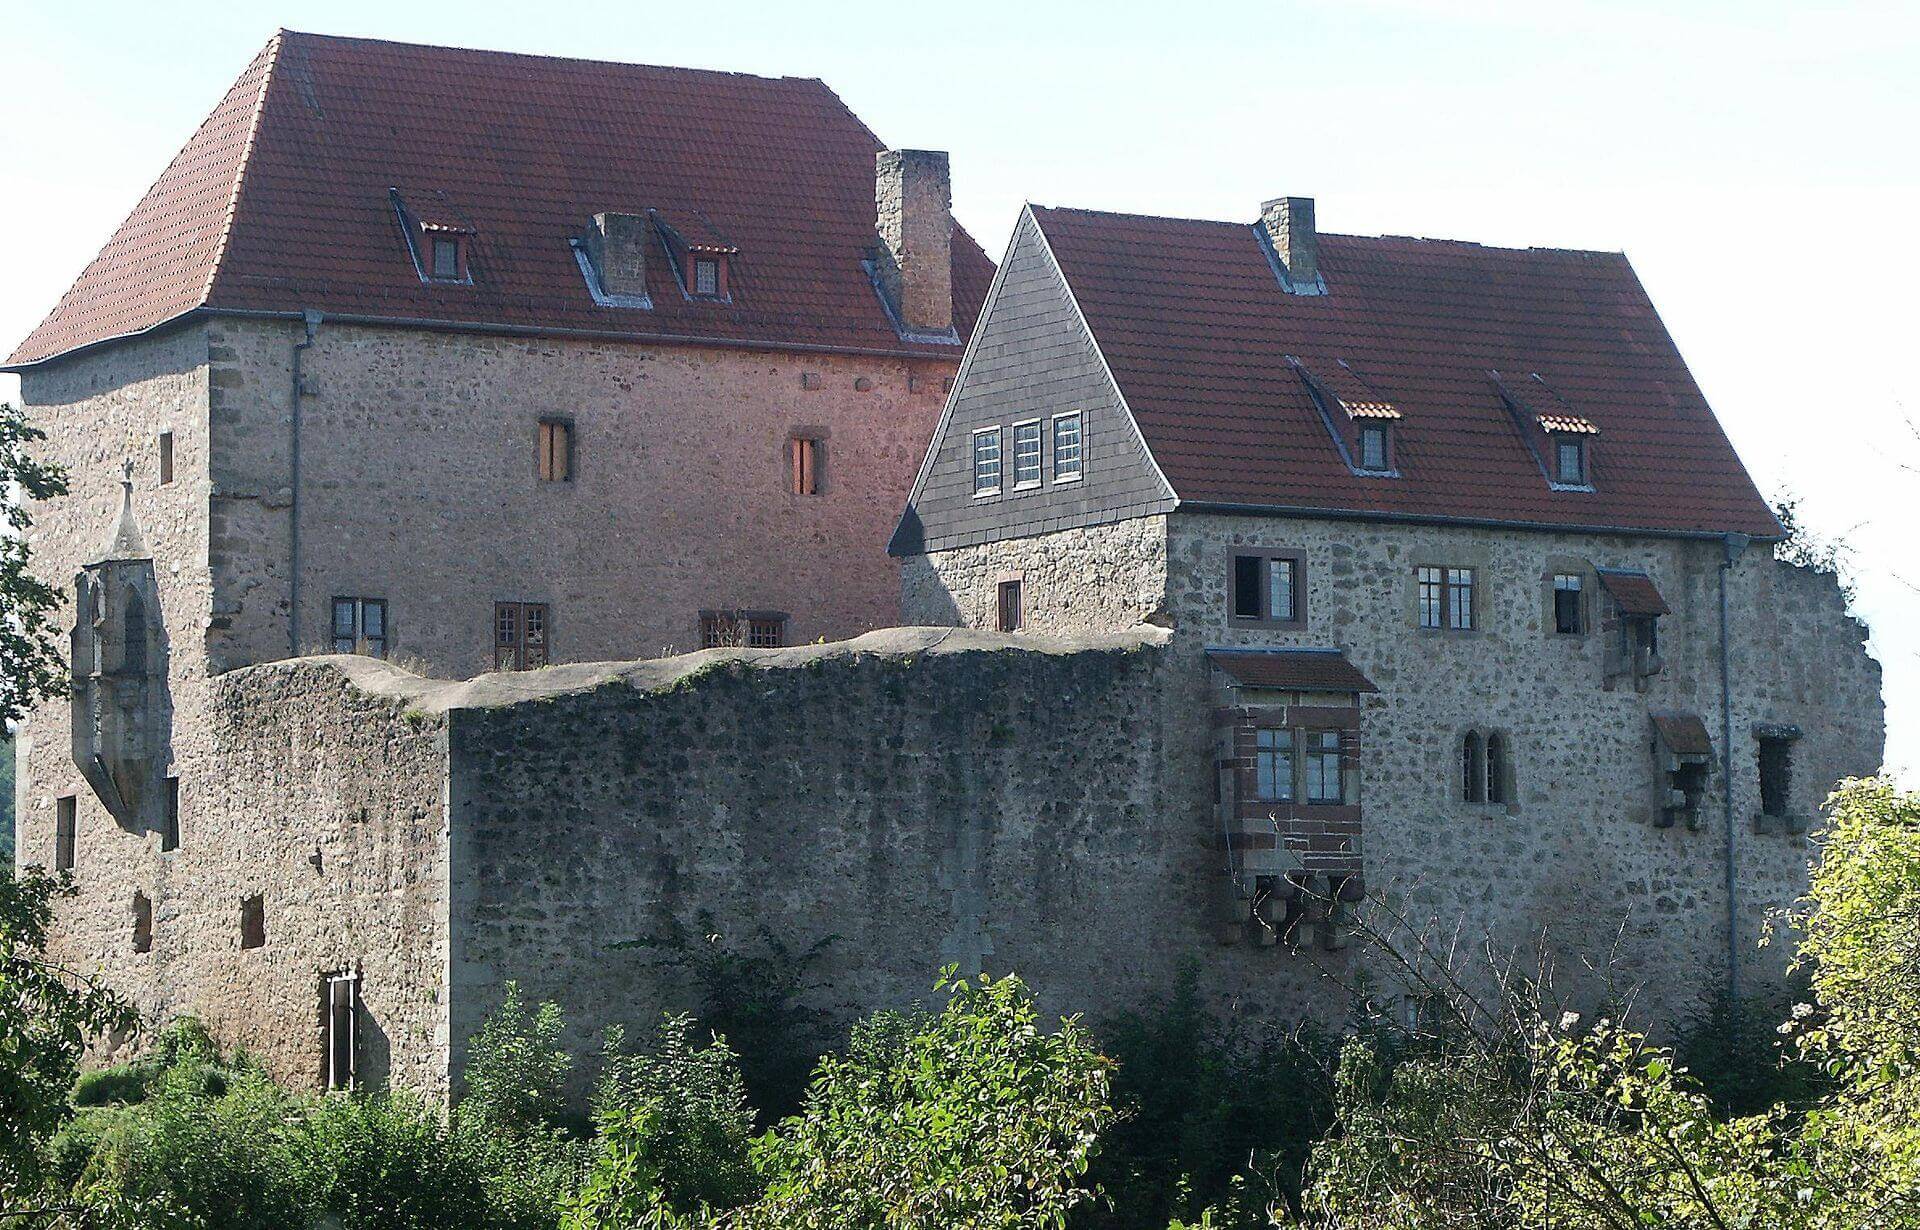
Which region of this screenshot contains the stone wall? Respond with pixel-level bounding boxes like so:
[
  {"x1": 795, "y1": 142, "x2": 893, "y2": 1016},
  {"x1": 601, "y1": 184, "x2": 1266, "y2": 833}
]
[
  {"x1": 901, "y1": 517, "x2": 1170, "y2": 635},
  {"x1": 201, "y1": 318, "x2": 954, "y2": 677}
]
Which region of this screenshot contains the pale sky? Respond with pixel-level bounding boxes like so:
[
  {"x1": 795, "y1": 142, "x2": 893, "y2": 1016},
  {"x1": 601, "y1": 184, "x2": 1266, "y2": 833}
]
[{"x1": 4, "y1": 0, "x2": 1914, "y2": 774}]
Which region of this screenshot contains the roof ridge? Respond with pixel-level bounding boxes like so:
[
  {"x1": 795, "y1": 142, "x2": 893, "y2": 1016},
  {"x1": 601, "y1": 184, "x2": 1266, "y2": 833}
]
[
  {"x1": 273, "y1": 28, "x2": 832, "y2": 86},
  {"x1": 201, "y1": 31, "x2": 283, "y2": 306}
]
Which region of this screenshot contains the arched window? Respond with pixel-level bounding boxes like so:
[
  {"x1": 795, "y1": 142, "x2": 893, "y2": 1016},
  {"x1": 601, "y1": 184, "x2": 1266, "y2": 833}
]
[
  {"x1": 1462, "y1": 732, "x2": 1485, "y2": 803},
  {"x1": 1486, "y1": 734, "x2": 1508, "y2": 805}
]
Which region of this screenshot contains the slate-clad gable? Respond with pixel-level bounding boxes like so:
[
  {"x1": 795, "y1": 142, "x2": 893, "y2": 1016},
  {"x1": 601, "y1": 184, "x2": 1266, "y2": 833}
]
[{"x1": 891, "y1": 209, "x2": 1174, "y2": 555}]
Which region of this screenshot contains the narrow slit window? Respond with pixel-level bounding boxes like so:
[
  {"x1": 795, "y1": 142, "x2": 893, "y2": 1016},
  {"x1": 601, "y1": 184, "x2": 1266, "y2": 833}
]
[
  {"x1": 537, "y1": 420, "x2": 572, "y2": 482},
  {"x1": 790, "y1": 437, "x2": 821, "y2": 495},
  {"x1": 132, "y1": 892, "x2": 153, "y2": 953},
  {"x1": 1462, "y1": 732, "x2": 1486, "y2": 803},
  {"x1": 240, "y1": 895, "x2": 266, "y2": 949},
  {"x1": 1553, "y1": 573, "x2": 1585, "y2": 635},
  {"x1": 1486, "y1": 733, "x2": 1508, "y2": 804},
  {"x1": 325, "y1": 973, "x2": 359, "y2": 1091},
  {"x1": 158, "y1": 431, "x2": 174, "y2": 486},
  {"x1": 1051, "y1": 412, "x2": 1083, "y2": 481},
  {"x1": 55, "y1": 796, "x2": 76, "y2": 872},
  {"x1": 996, "y1": 579, "x2": 1023, "y2": 632},
  {"x1": 1012, "y1": 421, "x2": 1042, "y2": 488},
  {"x1": 971, "y1": 427, "x2": 1002, "y2": 496},
  {"x1": 163, "y1": 776, "x2": 180, "y2": 851},
  {"x1": 1758, "y1": 737, "x2": 1793, "y2": 819}
]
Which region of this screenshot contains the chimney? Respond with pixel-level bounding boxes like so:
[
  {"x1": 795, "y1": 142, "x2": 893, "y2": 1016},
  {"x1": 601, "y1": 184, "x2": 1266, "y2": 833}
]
[
  {"x1": 583, "y1": 212, "x2": 649, "y2": 298},
  {"x1": 1260, "y1": 196, "x2": 1321, "y2": 293},
  {"x1": 875, "y1": 150, "x2": 953, "y2": 335}
]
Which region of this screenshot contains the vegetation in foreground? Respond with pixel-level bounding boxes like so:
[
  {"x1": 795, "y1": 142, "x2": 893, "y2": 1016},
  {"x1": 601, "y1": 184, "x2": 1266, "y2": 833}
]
[{"x1": 5, "y1": 778, "x2": 1917, "y2": 1228}]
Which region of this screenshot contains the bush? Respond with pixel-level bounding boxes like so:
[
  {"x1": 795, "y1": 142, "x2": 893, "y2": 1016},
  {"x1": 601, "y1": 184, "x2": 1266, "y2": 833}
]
[
  {"x1": 70, "y1": 1063, "x2": 154, "y2": 1108},
  {"x1": 1084, "y1": 970, "x2": 1339, "y2": 1229},
  {"x1": 460, "y1": 981, "x2": 576, "y2": 1138}
]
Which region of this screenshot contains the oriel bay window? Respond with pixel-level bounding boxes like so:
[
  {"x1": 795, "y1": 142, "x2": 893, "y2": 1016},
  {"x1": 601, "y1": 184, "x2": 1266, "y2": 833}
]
[{"x1": 1249, "y1": 725, "x2": 1351, "y2": 806}]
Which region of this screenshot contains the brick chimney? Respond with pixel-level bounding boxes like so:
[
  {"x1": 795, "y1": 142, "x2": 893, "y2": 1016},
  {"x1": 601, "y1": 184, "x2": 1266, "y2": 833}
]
[
  {"x1": 583, "y1": 212, "x2": 649, "y2": 298},
  {"x1": 1260, "y1": 196, "x2": 1321, "y2": 293},
  {"x1": 875, "y1": 150, "x2": 953, "y2": 335}
]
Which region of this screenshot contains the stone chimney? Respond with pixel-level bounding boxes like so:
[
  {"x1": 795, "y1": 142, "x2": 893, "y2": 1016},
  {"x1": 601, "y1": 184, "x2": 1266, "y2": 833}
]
[
  {"x1": 1260, "y1": 196, "x2": 1321, "y2": 293},
  {"x1": 583, "y1": 212, "x2": 649, "y2": 298},
  {"x1": 875, "y1": 150, "x2": 953, "y2": 335}
]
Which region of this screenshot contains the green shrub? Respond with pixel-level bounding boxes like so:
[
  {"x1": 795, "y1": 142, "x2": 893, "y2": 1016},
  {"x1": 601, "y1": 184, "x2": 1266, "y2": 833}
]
[
  {"x1": 288, "y1": 1090, "x2": 503, "y2": 1230},
  {"x1": 460, "y1": 981, "x2": 576, "y2": 1138},
  {"x1": 71, "y1": 1062, "x2": 155, "y2": 1107}
]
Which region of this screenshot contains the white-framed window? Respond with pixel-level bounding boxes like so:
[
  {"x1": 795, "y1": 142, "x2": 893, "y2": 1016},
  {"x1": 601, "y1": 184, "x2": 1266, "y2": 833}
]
[
  {"x1": 971, "y1": 427, "x2": 1002, "y2": 496},
  {"x1": 693, "y1": 258, "x2": 720, "y2": 296},
  {"x1": 1359, "y1": 423, "x2": 1390, "y2": 471},
  {"x1": 1418, "y1": 566, "x2": 1476, "y2": 631},
  {"x1": 1012, "y1": 420, "x2": 1042, "y2": 489},
  {"x1": 324, "y1": 971, "x2": 359, "y2": 1091},
  {"x1": 1051, "y1": 411, "x2": 1083, "y2": 482}
]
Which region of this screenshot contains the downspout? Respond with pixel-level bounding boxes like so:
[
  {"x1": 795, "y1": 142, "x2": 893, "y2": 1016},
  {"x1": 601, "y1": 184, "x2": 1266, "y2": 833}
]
[
  {"x1": 289, "y1": 310, "x2": 322, "y2": 658},
  {"x1": 1718, "y1": 531, "x2": 1751, "y2": 1000}
]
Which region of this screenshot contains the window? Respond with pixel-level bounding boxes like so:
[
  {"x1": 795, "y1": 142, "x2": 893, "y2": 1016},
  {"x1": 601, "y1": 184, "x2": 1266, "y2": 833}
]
[
  {"x1": 1462, "y1": 732, "x2": 1485, "y2": 803},
  {"x1": 331, "y1": 598, "x2": 388, "y2": 658},
  {"x1": 324, "y1": 972, "x2": 359, "y2": 1091},
  {"x1": 537, "y1": 420, "x2": 572, "y2": 482},
  {"x1": 121, "y1": 593, "x2": 149, "y2": 674},
  {"x1": 240, "y1": 895, "x2": 265, "y2": 949},
  {"x1": 971, "y1": 427, "x2": 1002, "y2": 496},
  {"x1": 163, "y1": 776, "x2": 180, "y2": 852},
  {"x1": 132, "y1": 892, "x2": 153, "y2": 954},
  {"x1": 1758, "y1": 736, "x2": 1794, "y2": 819},
  {"x1": 1011, "y1": 421, "x2": 1043, "y2": 489},
  {"x1": 1359, "y1": 423, "x2": 1390, "y2": 471},
  {"x1": 431, "y1": 236, "x2": 462, "y2": 280},
  {"x1": 693, "y1": 258, "x2": 720, "y2": 297},
  {"x1": 55, "y1": 796, "x2": 76, "y2": 872},
  {"x1": 1304, "y1": 730, "x2": 1345, "y2": 804},
  {"x1": 495, "y1": 602, "x2": 550, "y2": 670},
  {"x1": 1231, "y1": 553, "x2": 1304, "y2": 626},
  {"x1": 1552, "y1": 573, "x2": 1585, "y2": 635},
  {"x1": 790, "y1": 437, "x2": 821, "y2": 495},
  {"x1": 1555, "y1": 437, "x2": 1587, "y2": 485},
  {"x1": 699, "y1": 612, "x2": 785, "y2": 649},
  {"x1": 1419, "y1": 566, "x2": 1476, "y2": 630},
  {"x1": 996, "y1": 580, "x2": 1023, "y2": 632},
  {"x1": 1486, "y1": 734, "x2": 1508, "y2": 805},
  {"x1": 158, "y1": 431, "x2": 174, "y2": 486},
  {"x1": 1252, "y1": 729, "x2": 1296, "y2": 802},
  {"x1": 1051, "y1": 412, "x2": 1083, "y2": 482}
]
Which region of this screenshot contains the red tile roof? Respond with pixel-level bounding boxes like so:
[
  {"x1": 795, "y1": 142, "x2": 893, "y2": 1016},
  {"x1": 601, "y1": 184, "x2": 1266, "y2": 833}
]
[
  {"x1": 1208, "y1": 649, "x2": 1379, "y2": 694},
  {"x1": 1595, "y1": 568, "x2": 1671, "y2": 617},
  {"x1": 8, "y1": 31, "x2": 992, "y2": 368},
  {"x1": 1029, "y1": 205, "x2": 1781, "y2": 539}
]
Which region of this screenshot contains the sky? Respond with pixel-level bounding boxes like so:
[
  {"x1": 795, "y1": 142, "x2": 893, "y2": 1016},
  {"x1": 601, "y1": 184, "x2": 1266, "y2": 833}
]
[{"x1": 3, "y1": 0, "x2": 1915, "y2": 773}]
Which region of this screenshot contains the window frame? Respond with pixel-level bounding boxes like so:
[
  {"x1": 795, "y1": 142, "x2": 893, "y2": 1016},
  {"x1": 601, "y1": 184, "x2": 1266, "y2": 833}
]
[
  {"x1": 495, "y1": 601, "x2": 551, "y2": 670},
  {"x1": 1418, "y1": 565, "x2": 1478, "y2": 632},
  {"x1": 1248, "y1": 725, "x2": 1350, "y2": 806},
  {"x1": 426, "y1": 234, "x2": 469, "y2": 283},
  {"x1": 1251, "y1": 727, "x2": 1297, "y2": 803},
  {"x1": 699, "y1": 610, "x2": 787, "y2": 649},
  {"x1": 1757, "y1": 734, "x2": 1794, "y2": 819},
  {"x1": 1050, "y1": 411, "x2": 1084, "y2": 483},
  {"x1": 1229, "y1": 549, "x2": 1307, "y2": 630},
  {"x1": 789, "y1": 436, "x2": 823, "y2": 496},
  {"x1": 996, "y1": 578, "x2": 1024, "y2": 632},
  {"x1": 970, "y1": 426, "x2": 1003, "y2": 497},
  {"x1": 1551, "y1": 572, "x2": 1586, "y2": 636},
  {"x1": 324, "y1": 971, "x2": 360, "y2": 1092},
  {"x1": 331, "y1": 597, "x2": 388, "y2": 659},
  {"x1": 1357, "y1": 422, "x2": 1392, "y2": 473},
  {"x1": 1010, "y1": 419, "x2": 1043, "y2": 490},
  {"x1": 1550, "y1": 434, "x2": 1591, "y2": 488}
]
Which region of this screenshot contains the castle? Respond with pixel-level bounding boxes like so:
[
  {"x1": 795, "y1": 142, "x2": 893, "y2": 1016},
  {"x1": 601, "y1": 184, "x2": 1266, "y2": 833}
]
[{"x1": 7, "y1": 32, "x2": 1882, "y2": 1099}]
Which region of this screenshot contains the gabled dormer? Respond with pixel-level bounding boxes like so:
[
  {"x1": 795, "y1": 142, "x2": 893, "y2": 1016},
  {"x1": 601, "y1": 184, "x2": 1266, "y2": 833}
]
[
  {"x1": 1490, "y1": 371, "x2": 1597, "y2": 492},
  {"x1": 573, "y1": 212, "x2": 654, "y2": 310},
  {"x1": 650, "y1": 210, "x2": 737, "y2": 303},
  {"x1": 1288, "y1": 357, "x2": 1404, "y2": 478},
  {"x1": 389, "y1": 188, "x2": 475, "y2": 285}
]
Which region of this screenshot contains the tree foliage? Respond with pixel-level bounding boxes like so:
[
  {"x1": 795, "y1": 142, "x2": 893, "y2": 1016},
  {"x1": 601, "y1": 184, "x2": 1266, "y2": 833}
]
[{"x1": 0, "y1": 401, "x2": 70, "y2": 730}]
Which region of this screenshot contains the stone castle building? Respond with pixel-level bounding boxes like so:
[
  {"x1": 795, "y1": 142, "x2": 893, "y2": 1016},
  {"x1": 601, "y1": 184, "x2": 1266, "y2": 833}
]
[{"x1": 7, "y1": 34, "x2": 1882, "y2": 1099}]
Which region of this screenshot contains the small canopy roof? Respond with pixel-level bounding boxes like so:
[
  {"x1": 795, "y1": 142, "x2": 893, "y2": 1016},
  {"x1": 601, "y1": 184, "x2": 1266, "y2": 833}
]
[{"x1": 1207, "y1": 648, "x2": 1378, "y2": 694}]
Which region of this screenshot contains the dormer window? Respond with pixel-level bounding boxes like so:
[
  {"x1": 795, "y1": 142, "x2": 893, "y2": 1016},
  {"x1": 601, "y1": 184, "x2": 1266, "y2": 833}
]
[
  {"x1": 1359, "y1": 423, "x2": 1391, "y2": 472},
  {"x1": 694, "y1": 258, "x2": 720, "y2": 296},
  {"x1": 649, "y1": 210, "x2": 737, "y2": 302},
  {"x1": 1555, "y1": 437, "x2": 1587, "y2": 485},
  {"x1": 431, "y1": 237, "x2": 461, "y2": 279}
]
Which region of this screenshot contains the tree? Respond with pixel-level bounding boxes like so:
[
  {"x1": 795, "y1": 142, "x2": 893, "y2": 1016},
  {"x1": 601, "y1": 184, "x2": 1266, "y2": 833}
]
[
  {"x1": 0, "y1": 865, "x2": 138, "y2": 1209},
  {"x1": 0, "y1": 401, "x2": 70, "y2": 730}
]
